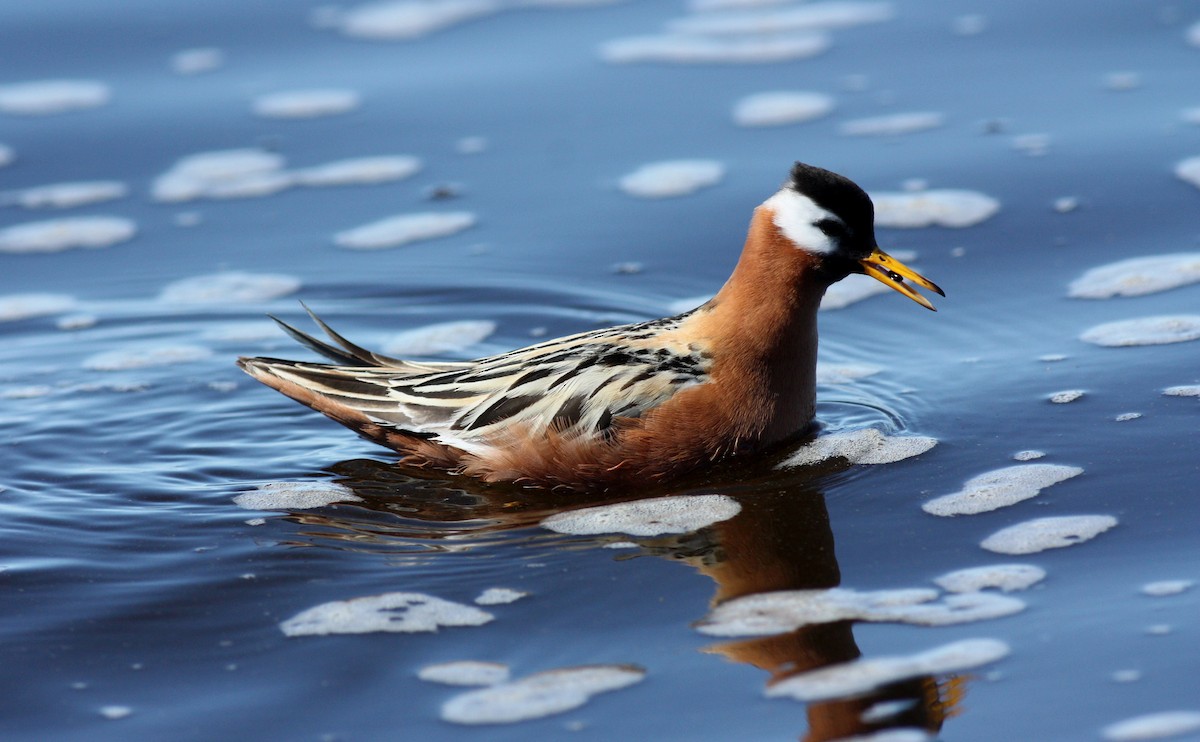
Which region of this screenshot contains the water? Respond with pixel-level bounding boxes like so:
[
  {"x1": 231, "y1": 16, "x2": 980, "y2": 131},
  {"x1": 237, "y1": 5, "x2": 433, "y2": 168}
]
[{"x1": 2, "y1": 1, "x2": 1199, "y2": 739}]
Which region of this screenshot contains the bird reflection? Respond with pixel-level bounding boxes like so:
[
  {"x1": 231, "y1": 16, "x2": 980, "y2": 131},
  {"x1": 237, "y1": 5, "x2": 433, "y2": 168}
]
[{"x1": 272, "y1": 455, "x2": 963, "y2": 740}]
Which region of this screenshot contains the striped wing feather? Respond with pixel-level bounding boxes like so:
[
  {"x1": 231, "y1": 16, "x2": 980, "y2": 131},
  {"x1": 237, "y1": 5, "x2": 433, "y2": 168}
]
[{"x1": 258, "y1": 310, "x2": 711, "y2": 455}]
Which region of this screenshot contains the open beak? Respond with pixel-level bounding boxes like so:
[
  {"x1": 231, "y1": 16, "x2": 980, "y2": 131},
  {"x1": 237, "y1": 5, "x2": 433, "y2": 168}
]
[{"x1": 857, "y1": 247, "x2": 945, "y2": 311}]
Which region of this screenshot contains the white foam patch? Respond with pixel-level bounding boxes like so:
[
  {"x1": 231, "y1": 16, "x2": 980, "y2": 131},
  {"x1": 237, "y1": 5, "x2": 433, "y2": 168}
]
[
  {"x1": 83, "y1": 345, "x2": 212, "y2": 371},
  {"x1": 1141, "y1": 580, "x2": 1194, "y2": 597},
  {"x1": 0, "y1": 216, "x2": 136, "y2": 253},
  {"x1": 1112, "y1": 670, "x2": 1142, "y2": 683},
  {"x1": 704, "y1": 588, "x2": 1023, "y2": 636},
  {"x1": 3, "y1": 385, "x2": 54, "y2": 399},
  {"x1": 0, "y1": 144, "x2": 13, "y2": 167},
  {"x1": 253, "y1": 89, "x2": 362, "y2": 119},
  {"x1": 601, "y1": 33, "x2": 830, "y2": 64},
  {"x1": 872, "y1": 190, "x2": 999, "y2": 228},
  {"x1": 981, "y1": 515, "x2": 1117, "y2": 555},
  {"x1": 1049, "y1": 389, "x2": 1084, "y2": 404},
  {"x1": 924, "y1": 464, "x2": 1082, "y2": 517},
  {"x1": 153, "y1": 149, "x2": 290, "y2": 202},
  {"x1": 780, "y1": 428, "x2": 937, "y2": 467},
  {"x1": 820, "y1": 273, "x2": 893, "y2": 308},
  {"x1": 1080, "y1": 316, "x2": 1200, "y2": 347},
  {"x1": 158, "y1": 272, "x2": 301, "y2": 304},
  {"x1": 1101, "y1": 711, "x2": 1200, "y2": 741},
  {"x1": 335, "y1": 211, "x2": 476, "y2": 248},
  {"x1": 234, "y1": 481, "x2": 362, "y2": 510},
  {"x1": 541, "y1": 495, "x2": 741, "y2": 537},
  {"x1": 618, "y1": 160, "x2": 724, "y2": 198},
  {"x1": 99, "y1": 705, "x2": 133, "y2": 720},
  {"x1": 171, "y1": 47, "x2": 225, "y2": 75},
  {"x1": 815, "y1": 363, "x2": 882, "y2": 384},
  {"x1": 1183, "y1": 108, "x2": 1200, "y2": 126},
  {"x1": 1175, "y1": 156, "x2": 1200, "y2": 189},
  {"x1": 294, "y1": 155, "x2": 421, "y2": 186},
  {"x1": 1190, "y1": 21, "x2": 1200, "y2": 47},
  {"x1": 840, "y1": 112, "x2": 944, "y2": 137},
  {"x1": 934, "y1": 564, "x2": 1046, "y2": 593},
  {"x1": 764, "y1": 638, "x2": 1009, "y2": 703},
  {"x1": 1013, "y1": 133, "x2": 1051, "y2": 157},
  {"x1": 1013, "y1": 450, "x2": 1045, "y2": 461},
  {"x1": 376, "y1": 321, "x2": 494, "y2": 359},
  {"x1": 5, "y1": 181, "x2": 127, "y2": 209},
  {"x1": 280, "y1": 591, "x2": 494, "y2": 636},
  {"x1": 1068, "y1": 254, "x2": 1200, "y2": 299},
  {"x1": 475, "y1": 587, "x2": 528, "y2": 605},
  {"x1": 0, "y1": 293, "x2": 77, "y2": 322},
  {"x1": 330, "y1": 0, "x2": 501, "y2": 40},
  {"x1": 668, "y1": 2, "x2": 894, "y2": 36},
  {"x1": 418, "y1": 661, "x2": 510, "y2": 686},
  {"x1": 441, "y1": 665, "x2": 645, "y2": 725},
  {"x1": 0, "y1": 80, "x2": 110, "y2": 115},
  {"x1": 1115, "y1": 412, "x2": 1142, "y2": 422},
  {"x1": 1163, "y1": 385, "x2": 1200, "y2": 398},
  {"x1": 733, "y1": 91, "x2": 834, "y2": 127}
]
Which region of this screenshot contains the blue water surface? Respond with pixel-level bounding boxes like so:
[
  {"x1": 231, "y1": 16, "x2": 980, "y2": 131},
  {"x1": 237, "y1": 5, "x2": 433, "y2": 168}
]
[{"x1": 2, "y1": 1, "x2": 1199, "y2": 740}]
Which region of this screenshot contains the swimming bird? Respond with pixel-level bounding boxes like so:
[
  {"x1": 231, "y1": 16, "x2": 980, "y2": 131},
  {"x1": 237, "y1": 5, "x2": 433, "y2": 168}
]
[{"x1": 239, "y1": 162, "x2": 942, "y2": 488}]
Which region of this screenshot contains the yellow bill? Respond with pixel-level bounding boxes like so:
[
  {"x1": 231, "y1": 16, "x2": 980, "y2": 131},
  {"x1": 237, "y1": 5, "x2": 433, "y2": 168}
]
[{"x1": 858, "y1": 247, "x2": 945, "y2": 311}]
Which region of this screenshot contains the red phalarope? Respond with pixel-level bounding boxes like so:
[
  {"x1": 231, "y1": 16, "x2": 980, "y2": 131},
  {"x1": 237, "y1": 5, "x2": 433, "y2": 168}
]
[{"x1": 239, "y1": 162, "x2": 942, "y2": 488}]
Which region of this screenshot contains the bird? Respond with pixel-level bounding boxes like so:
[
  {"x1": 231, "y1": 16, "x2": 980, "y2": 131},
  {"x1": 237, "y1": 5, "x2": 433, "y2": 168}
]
[{"x1": 239, "y1": 162, "x2": 942, "y2": 489}]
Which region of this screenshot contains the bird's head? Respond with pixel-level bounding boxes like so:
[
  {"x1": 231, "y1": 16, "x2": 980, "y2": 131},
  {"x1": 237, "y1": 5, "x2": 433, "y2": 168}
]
[{"x1": 763, "y1": 161, "x2": 944, "y2": 310}]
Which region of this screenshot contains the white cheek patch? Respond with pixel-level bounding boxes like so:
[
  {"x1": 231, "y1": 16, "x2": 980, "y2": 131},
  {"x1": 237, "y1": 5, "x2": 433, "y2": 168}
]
[{"x1": 763, "y1": 188, "x2": 839, "y2": 255}]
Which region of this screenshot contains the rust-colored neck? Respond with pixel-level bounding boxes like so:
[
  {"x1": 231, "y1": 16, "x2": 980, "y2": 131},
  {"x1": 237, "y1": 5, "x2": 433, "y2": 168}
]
[{"x1": 690, "y1": 204, "x2": 829, "y2": 443}]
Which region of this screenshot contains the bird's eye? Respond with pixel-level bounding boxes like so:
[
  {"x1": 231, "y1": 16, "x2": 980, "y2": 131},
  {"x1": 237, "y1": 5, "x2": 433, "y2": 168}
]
[{"x1": 815, "y1": 218, "x2": 847, "y2": 239}]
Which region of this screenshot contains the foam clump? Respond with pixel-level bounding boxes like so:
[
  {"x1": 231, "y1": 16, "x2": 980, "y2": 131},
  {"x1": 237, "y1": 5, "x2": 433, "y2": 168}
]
[
  {"x1": 5, "y1": 181, "x2": 127, "y2": 209},
  {"x1": 233, "y1": 481, "x2": 362, "y2": 510},
  {"x1": 601, "y1": 34, "x2": 830, "y2": 64},
  {"x1": 0, "y1": 144, "x2": 13, "y2": 167},
  {"x1": 153, "y1": 149, "x2": 290, "y2": 202},
  {"x1": 1080, "y1": 316, "x2": 1200, "y2": 347},
  {"x1": 766, "y1": 638, "x2": 1010, "y2": 703},
  {"x1": 0, "y1": 216, "x2": 136, "y2": 253},
  {"x1": 171, "y1": 47, "x2": 225, "y2": 75},
  {"x1": 0, "y1": 293, "x2": 78, "y2": 322},
  {"x1": 1101, "y1": 711, "x2": 1200, "y2": 741},
  {"x1": 1163, "y1": 385, "x2": 1200, "y2": 398},
  {"x1": 383, "y1": 320, "x2": 496, "y2": 356},
  {"x1": 733, "y1": 91, "x2": 834, "y2": 127},
  {"x1": 418, "y1": 661, "x2": 510, "y2": 687},
  {"x1": 619, "y1": 160, "x2": 724, "y2": 198},
  {"x1": 441, "y1": 665, "x2": 645, "y2": 725},
  {"x1": 1069, "y1": 254, "x2": 1200, "y2": 299},
  {"x1": 1049, "y1": 390, "x2": 1084, "y2": 404},
  {"x1": 780, "y1": 428, "x2": 937, "y2": 467},
  {"x1": 280, "y1": 591, "x2": 493, "y2": 636},
  {"x1": 820, "y1": 273, "x2": 893, "y2": 308},
  {"x1": 1175, "y1": 156, "x2": 1200, "y2": 189},
  {"x1": 253, "y1": 89, "x2": 361, "y2": 119},
  {"x1": 294, "y1": 155, "x2": 421, "y2": 186},
  {"x1": 923, "y1": 463, "x2": 1083, "y2": 517},
  {"x1": 327, "y1": 0, "x2": 501, "y2": 40},
  {"x1": 981, "y1": 515, "x2": 1117, "y2": 555},
  {"x1": 872, "y1": 190, "x2": 999, "y2": 228},
  {"x1": 475, "y1": 588, "x2": 528, "y2": 605},
  {"x1": 159, "y1": 272, "x2": 301, "y2": 304},
  {"x1": 541, "y1": 494, "x2": 741, "y2": 537},
  {"x1": 815, "y1": 363, "x2": 882, "y2": 384},
  {"x1": 98, "y1": 705, "x2": 133, "y2": 720},
  {"x1": 934, "y1": 564, "x2": 1046, "y2": 593},
  {"x1": 696, "y1": 587, "x2": 1023, "y2": 637},
  {"x1": 0, "y1": 79, "x2": 110, "y2": 115},
  {"x1": 335, "y1": 211, "x2": 477, "y2": 248},
  {"x1": 1141, "y1": 580, "x2": 1194, "y2": 597},
  {"x1": 1013, "y1": 450, "x2": 1045, "y2": 461},
  {"x1": 840, "y1": 112, "x2": 943, "y2": 137},
  {"x1": 668, "y1": 2, "x2": 894, "y2": 36},
  {"x1": 83, "y1": 345, "x2": 213, "y2": 371}
]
